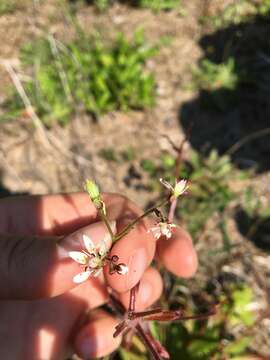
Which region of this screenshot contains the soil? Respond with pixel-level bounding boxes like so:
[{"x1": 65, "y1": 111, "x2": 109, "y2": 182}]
[{"x1": 0, "y1": 0, "x2": 269, "y2": 358}]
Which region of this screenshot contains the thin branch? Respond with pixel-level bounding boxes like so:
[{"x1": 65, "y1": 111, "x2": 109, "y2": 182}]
[
  {"x1": 48, "y1": 34, "x2": 73, "y2": 103},
  {"x1": 129, "y1": 284, "x2": 140, "y2": 313},
  {"x1": 135, "y1": 324, "x2": 163, "y2": 360},
  {"x1": 131, "y1": 308, "x2": 163, "y2": 319},
  {"x1": 2, "y1": 60, "x2": 92, "y2": 167},
  {"x1": 113, "y1": 320, "x2": 128, "y2": 338},
  {"x1": 165, "y1": 126, "x2": 193, "y2": 223},
  {"x1": 98, "y1": 208, "x2": 114, "y2": 239},
  {"x1": 168, "y1": 199, "x2": 177, "y2": 224},
  {"x1": 109, "y1": 292, "x2": 126, "y2": 315},
  {"x1": 114, "y1": 198, "x2": 169, "y2": 241},
  {"x1": 226, "y1": 127, "x2": 270, "y2": 156},
  {"x1": 2, "y1": 61, "x2": 51, "y2": 149}
]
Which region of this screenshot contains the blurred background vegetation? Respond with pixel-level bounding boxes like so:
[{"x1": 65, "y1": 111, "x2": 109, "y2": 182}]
[{"x1": 0, "y1": 0, "x2": 270, "y2": 359}]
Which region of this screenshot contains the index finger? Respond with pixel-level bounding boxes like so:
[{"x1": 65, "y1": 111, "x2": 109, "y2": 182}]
[
  {"x1": 104, "y1": 215, "x2": 156, "y2": 293},
  {"x1": 0, "y1": 192, "x2": 138, "y2": 236},
  {"x1": 0, "y1": 192, "x2": 97, "y2": 235}
]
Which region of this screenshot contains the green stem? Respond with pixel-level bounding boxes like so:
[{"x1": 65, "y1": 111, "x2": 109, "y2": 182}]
[
  {"x1": 99, "y1": 209, "x2": 115, "y2": 240},
  {"x1": 113, "y1": 198, "x2": 169, "y2": 242}
]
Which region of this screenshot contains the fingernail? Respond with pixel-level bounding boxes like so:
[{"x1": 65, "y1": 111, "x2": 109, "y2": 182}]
[{"x1": 126, "y1": 248, "x2": 148, "y2": 289}]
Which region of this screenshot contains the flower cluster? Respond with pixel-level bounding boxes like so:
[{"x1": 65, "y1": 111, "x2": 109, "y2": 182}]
[
  {"x1": 160, "y1": 178, "x2": 189, "y2": 199},
  {"x1": 149, "y1": 221, "x2": 177, "y2": 240},
  {"x1": 68, "y1": 177, "x2": 194, "y2": 359},
  {"x1": 69, "y1": 234, "x2": 128, "y2": 283}
]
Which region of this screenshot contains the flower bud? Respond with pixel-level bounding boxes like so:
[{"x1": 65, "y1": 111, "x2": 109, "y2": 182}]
[
  {"x1": 85, "y1": 179, "x2": 100, "y2": 200},
  {"x1": 117, "y1": 263, "x2": 129, "y2": 275},
  {"x1": 85, "y1": 179, "x2": 104, "y2": 210}
]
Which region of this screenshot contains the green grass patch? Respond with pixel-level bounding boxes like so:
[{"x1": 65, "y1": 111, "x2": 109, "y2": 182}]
[
  {"x1": 119, "y1": 282, "x2": 255, "y2": 359},
  {"x1": 0, "y1": 0, "x2": 25, "y2": 15},
  {"x1": 136, "y1": 0, "x2": 181, "y2": 12},
  {"x1": 189, "y1": 58, "x2": 240, "y2": 111},
  {"x1": 140, "y1": 149, "x2": 249, "y2": 248},
  {"x1": 163, "y1": 283, "x2": 255, "y2": 360},
  {"x1": 201, "y1": 0, "x2": 270, "y2": 29},
  {"x1": 3, "y1": 29, "x2": 157, "y2": 125},
  {"x1": 68, "y1": 0, "x2": 182, "y2": 12}
]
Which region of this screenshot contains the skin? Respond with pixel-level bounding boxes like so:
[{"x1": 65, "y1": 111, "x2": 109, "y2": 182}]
[{"x1": 0, "y1": 192, "x2": 197, "y2": 359}]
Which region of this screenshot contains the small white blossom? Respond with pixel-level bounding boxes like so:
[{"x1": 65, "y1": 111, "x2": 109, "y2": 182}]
[
  {"x1": 69, "y1": 233, "x2": 110, "y2": 283},
  {"x1": 149, "y1": 222, "x2": 177, "y2": 240},
  {"x1": 108, "y1": 255, "x2": 129, "y2": 276},
  {"x1": 117, "y1": 263, "x2": 129, "y2": 275},
  {"x1": 160, "y1": 178, "x2": 189, "y2": 199}
]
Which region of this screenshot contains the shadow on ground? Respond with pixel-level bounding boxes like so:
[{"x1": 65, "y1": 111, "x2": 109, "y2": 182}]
[
  {"x1": 0, "y1": 183, "x2": 13, "y2": 198},
  {"x1": 0, "y1": 170, "x2": 27, "y2": 198},
  {"x1": 235, "y1": 207, "x2": 270, "y2": 251},
  {"x1": 179, "y1": 13, "x2": 270, "y2": 173}
]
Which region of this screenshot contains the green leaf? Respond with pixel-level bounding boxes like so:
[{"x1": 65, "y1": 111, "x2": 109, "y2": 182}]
[
  {"x1": 224, "y1": 337, "x2": 251, "y2": 356},
  {"x1": 140, "y1": 159, "x2": 157, "y2": 176},
  {"x1": 5, "y1": 29, "x2": 158, "y2": 125}
]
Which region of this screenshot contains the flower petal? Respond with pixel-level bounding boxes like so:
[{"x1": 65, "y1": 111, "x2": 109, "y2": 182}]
[
  {"x1": 174, "y1": 179, "x2": 189, "y2": 197},
  {"x1": 99, "y1": 240, "x2": 108, "y2": 257},
  {"x1": 83, "y1": 234, "x2": 95, "y2": 254},
  {"x1": 69, "y1": 251, "x2": 88, "y2": 265},
  {"x1": 159, "y1": 178, "x2": 174, "y2": 191},
  {"x1": 93, "y1": 268, "x2": 103, "y2": 277},
  {"x1": 73, "y1": 270, "x2": 92, "y2": 283},
  {"x1": 103, "y1": 233, "x2": 111, "y2": 249},
  {"x1": 148, "y1": 226, "x2": 159, "y2": 233},
  {"x1": 117, "y1": 264, "x2": 129, "y2": 275},
  {"x1": 109, "y1": 220, "x2": 116, "y2": 234}
]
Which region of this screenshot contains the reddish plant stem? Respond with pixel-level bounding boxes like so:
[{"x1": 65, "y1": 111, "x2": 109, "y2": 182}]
[
  {"x1": 144, "y1": 310, "x2": 182, "y2": 322},
  {"x1": 109, "y1": 292, "x2": 126, "y2": 314},
  {"x1": 113, "y1": 320, "x2": 128, "y2": 338},
  {"x1": 130, "y1": 308, "x2": 163, "y2": 319},
  {"x1": 168, "y1": 199, "x2": 177, "y2": 224},
  {"x1": 129, "y1": 283, "x2": 139, "y2": 313},
  {"x1": 114, "y1": 198, "x2": 169, "y2": 242},
  {"x1": 110, "y1": 283, "x2": 217, "y2": 358},
  {"x1": 135, "y1": 323, "x2": 163, "y2": 360},
  {"x1": 166, "y1": 125, "x2": 193, "y2": 223}
]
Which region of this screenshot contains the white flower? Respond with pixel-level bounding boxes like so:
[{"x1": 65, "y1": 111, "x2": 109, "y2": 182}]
[
  {"x1": 69, "y1": 233, "x2": 110, "y2": 283},
  {"x1": 149, "y1": 222, "x2": 177, "y2": 240},
  {"x1": 160, "y1": 178, "x2": 189, "y2": 199},
  {"x1": 117, "y1": 263, "x2": 129, "y2": 275},
  {"x1": 108, "y1": 255, "x2": 129, "y2": 276}
]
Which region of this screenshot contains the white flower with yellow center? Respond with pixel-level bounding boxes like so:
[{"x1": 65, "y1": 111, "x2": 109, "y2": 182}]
[
  {"x1": 69, "y1": 234, "x2": 109, "y2": 283},
  {"x1": 160, "y1": 178, "x2": 189, "y2": 199},
  {"x1": 149, "y1": 222, "x2": 177, "y2": 240}
]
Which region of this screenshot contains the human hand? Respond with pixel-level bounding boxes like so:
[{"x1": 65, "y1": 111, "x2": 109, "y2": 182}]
[{"x1": 0, "y1": 192, "x2": 197, "y2": 359}]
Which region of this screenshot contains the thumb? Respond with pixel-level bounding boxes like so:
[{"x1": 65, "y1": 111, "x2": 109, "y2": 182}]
[{"x1": 0, "y1": 221, "x2": 114, "y2": 300}]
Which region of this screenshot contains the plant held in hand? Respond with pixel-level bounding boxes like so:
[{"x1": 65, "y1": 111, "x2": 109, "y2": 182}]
[{"x1": 68, "y1": 178, "x2": 216, "y2": 359}]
